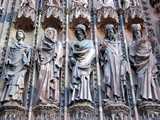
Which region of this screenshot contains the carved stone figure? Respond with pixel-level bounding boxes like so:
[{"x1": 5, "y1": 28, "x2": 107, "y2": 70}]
[
  {"x1": 70, "y1": 24, "x2": 95, "y2": 103},
  {"x1": 1, "y1": 30, "x2": 31, "y2": 104},
  {"x1": 129, "y1": 24, "x2": 160, "y2": 101},
  {"x1": 100, "y1": 24, "x2": 127, "y2": 101},
  {"x1": 36, "y1": 27, "x2": 63, "y2": 104}
]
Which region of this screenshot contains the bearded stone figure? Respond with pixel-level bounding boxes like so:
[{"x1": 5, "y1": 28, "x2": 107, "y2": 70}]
[
  {"x1": 70, "y1": 24, "x2": 95, "y2": 103},
  {"x1": 36, "y1": 27, "x2": 63, "y2": 104},
  {"x1": 100, "y1": 24, "x2": 128, "y2": 101},
  {"x1": 1, "y1": 30, "x2": 31, "y2": 104},
  {"x1": 129, "y1": 24, "x2": 160, "y2": 101}
]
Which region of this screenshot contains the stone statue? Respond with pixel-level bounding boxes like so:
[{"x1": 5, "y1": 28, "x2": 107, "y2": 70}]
[
  {"x1": 70, "y1": 24, "x2": 95, "y2": 103},
  {"x1": 36, "y1": 27, "x2": 63, "y2": 104},
  {"x1": 129, "y1": 24, "x2": 160, "y2": 101},
  {"x1": 1, "y1": 30, "x2": 31, "y2": 104},
  {"x1": 100, "y1": 24, "x2": 128, "y2": 101}
]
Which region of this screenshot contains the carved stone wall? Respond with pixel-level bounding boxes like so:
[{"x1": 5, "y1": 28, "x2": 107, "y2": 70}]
[{"x1": 0, "y1": 0, "x2": 159, "y2": 120}]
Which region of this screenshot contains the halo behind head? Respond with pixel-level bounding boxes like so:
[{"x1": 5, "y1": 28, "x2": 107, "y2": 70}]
[
  {"x1": 131, "y1": 24, "x2": 141, "y2": 31},
  {"x1": 76, "y1": 24, "x2": 86, "y2": 32}
]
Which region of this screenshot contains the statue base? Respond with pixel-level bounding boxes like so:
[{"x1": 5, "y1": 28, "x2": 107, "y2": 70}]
[
  {"x1": 33, "y1": 104, "x2": 59, "y2": 120},
  {"x1": 103, "y1": 100, "x2": 130, "y2": 120},
  {"x1": 0, "y1": 101, "x2": 26, "y2": 120},
  {"x1": 69, "y1": 102, "x2": 95, "y2": 120},
  {"x1": 138, "y1": 101, "x2": 160, "y2": 120}
]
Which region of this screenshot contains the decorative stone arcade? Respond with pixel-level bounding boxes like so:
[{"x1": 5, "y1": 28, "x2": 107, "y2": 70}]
[{"x1": 0, "y1": 0, "x2": 160, "y2": 120}]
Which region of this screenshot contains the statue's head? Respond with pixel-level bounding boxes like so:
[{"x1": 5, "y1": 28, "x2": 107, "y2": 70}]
[
  {"x1": 75, "y1": 24, "x2": 86, "y2": 41},
  {"x1": 132, "y1": 24, "x2": 142, "y2": 40},
  {"x1": 105, "y1": 24, "x2": 116, "y2": 40},
  {"x1": 45, "y1": 27, "x2": 57, "y2": 42},
  {"x1": 16, "y1": 30, "x2": 25, "y2": 41}
]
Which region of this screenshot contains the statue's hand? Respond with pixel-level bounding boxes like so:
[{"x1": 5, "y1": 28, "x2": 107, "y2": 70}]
[{"x1": 70, "y1": 57, "x2": 76, "y2": 65}]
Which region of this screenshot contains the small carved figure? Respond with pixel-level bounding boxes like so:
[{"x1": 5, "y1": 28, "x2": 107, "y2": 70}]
[
  {"x1": 100, "y1": 24, "x2": 128, "y2": 101},
  {"x1": 36, "y1": 27, "x2": 63, "y2": 104},
  {"x1": 70, "y1": 24, "x2": 95, "y2": 103},
  {"x1": 129, "y1": 24, "x2": 160, "y2": 101},
  {"x1": 1, "y1": 30, "x2": 31, "y2": 104}
]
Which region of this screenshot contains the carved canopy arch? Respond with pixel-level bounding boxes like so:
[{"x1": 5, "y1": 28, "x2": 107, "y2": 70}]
[
  {"x1": 42, "y1": 0, "x2": 63, "y2": 31},
  {"x1": 125, "y1": 6, "x2": 144, "y2": 30},
  {"x1": 70, "y1": 0, "x2": 91, "y2": 24},
  {"x1": 14, "y1": 0, "x2": 36, "y2": 32},
  {"x1": 97, "y1": 6, "x2": 119, "y2": 32}
]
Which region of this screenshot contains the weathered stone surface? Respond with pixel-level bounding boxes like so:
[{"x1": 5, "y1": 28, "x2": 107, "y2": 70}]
[{"x1": 0, "y1": 0, "x2": 159, "y2": 120}]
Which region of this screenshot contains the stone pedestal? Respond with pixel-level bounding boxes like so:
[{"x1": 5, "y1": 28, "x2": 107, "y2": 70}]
[
  {"x1": 33, "y1": 104, "x2": 59, "y2": 120},
  {"x1": 103, "y1": 101, "x2": 130, "y2": 120},
  {"x1": 138, "y1": 101, "x2": 160, "y2": 120},
  {"x1": 69, "y1": 102, "x2": 95, "y2": 120},
  {"x1": 0, "y1": 102, "x2": 26, "y2": 120}
]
